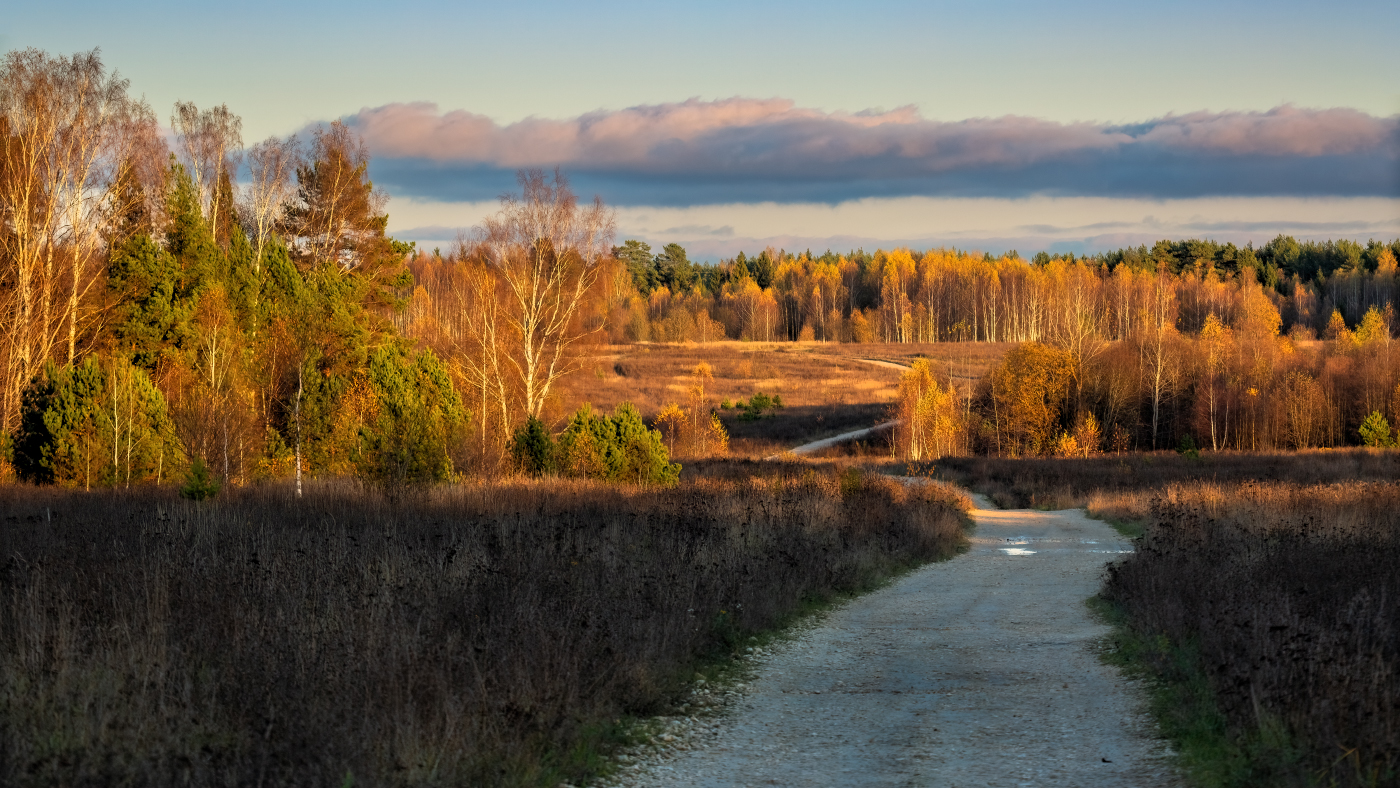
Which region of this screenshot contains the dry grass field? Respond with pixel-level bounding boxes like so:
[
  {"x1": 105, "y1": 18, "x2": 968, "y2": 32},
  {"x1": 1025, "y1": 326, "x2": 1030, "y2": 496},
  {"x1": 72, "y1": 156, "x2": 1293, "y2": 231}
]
[
  {"x1": 555, "y1": 342, "x2": 1010, "y2": 457},
  {"x1": 0, "y1": 469, "x2": 970, "y2": 788},
  {"x1": 1103, "y1": 481, "x2": 1400, "y2": 787}
]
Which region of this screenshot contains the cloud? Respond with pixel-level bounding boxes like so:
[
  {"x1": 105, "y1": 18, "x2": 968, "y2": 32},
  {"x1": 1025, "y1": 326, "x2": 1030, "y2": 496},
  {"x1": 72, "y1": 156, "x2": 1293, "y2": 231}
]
[
  {"x1": 343, "y1": 99, "x2": 1400, "y2": 204},
  {"x1": 386, "y1": 195, "x2": 1400, "y2": 262}
]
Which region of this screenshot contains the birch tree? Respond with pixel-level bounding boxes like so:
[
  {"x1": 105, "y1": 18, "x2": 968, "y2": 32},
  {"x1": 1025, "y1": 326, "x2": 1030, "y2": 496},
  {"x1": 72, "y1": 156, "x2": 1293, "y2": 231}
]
[
  {"x1": 241, "y1": 134, "x2": 301, "y2": 268},
  {"x1": 0, "y1": 48, "x2": 152, "y2": 431},
  {"x1": 475, "y1": 169, "x2": 613, "y2": 422}
]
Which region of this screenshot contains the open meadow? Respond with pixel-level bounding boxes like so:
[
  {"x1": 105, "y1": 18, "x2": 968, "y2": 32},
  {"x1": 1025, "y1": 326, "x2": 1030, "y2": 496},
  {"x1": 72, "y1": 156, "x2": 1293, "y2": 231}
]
[{"x1": 557, "y1": 342, "x2": 1007, "y2": 458}]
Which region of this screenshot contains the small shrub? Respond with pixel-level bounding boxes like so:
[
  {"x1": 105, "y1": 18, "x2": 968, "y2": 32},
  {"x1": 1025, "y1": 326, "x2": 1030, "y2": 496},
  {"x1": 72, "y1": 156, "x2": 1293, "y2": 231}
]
[
  {"x1": 1176, "y1": 434, "x2": 1199, "y2": 459},
  {"x1": 557, "y1": 403, "x2": 680, "y2": 486},
  {"x1": 1359, "y1": 410, "x2": 1392, "y2": 447},
  {"x1": 509, "y1": 416, "x2": 556, "y2": 476},
  {"x1": 179, "y1": 457, "x2": 221, "y2": 500},
  {"x1": 738, "y1": 392, "x2": 783, "y2": 421}
]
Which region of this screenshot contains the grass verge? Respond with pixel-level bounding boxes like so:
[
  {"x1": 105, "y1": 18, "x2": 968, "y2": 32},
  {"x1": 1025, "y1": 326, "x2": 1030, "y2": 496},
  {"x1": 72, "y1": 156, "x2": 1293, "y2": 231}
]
[
  {"x1": 1096, "y1": 481, "x2": 1400, "y2": 788},
  {"x1": 1089, "y1": 596, "x2": 1311, "y2": 787}
]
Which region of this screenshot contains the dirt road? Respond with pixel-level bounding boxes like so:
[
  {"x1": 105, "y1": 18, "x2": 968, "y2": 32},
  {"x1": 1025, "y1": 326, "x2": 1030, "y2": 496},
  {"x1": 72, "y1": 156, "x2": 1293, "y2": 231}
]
[{"x1": 606, "y1": 495, "x2": 1178, "y2": 788}]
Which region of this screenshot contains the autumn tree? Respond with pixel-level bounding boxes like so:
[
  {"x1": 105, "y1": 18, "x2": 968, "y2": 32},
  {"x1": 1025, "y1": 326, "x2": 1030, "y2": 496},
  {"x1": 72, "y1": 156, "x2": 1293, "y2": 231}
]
[
  {"x1": 170, "y1": 101, "x2": 242, "y2": 242},
  {"x1": 895, "y1": 358, "x2": 963, "y2": 461},
  {"x1": 0, "y1": 48, "x2": 157, "y2": 430},
  {"x1": 1139, "y1": 264, "x2": 1180, "y2": 448},
  {"x1": 474, "y1": 169, "x2": 613, "y2": 422},
  {"x1": 988, "y1": 343, "x2": 1072, "y2": 456},
  {"x1": 285, "y1": 120, "x2": 407, "y2": 294},
  {"x1": 241, "y1": 133, "x2": 301, "y2": 267}
]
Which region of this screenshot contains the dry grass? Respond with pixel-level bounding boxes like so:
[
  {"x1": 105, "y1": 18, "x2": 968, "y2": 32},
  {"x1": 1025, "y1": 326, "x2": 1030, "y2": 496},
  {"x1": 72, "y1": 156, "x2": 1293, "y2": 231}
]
[
  {"x1": 1103, "y1": 481, "x2": 1400, "y2": 786},
  {"x1": 934, "y1": 449, "x2": 1400, "y2": 511},
  {"x1": 556, "y1": 342, "x2": 1007, "y2": 458},
  {"x1": 0, "y1": 468, "x2": 968, "y2": 788}
]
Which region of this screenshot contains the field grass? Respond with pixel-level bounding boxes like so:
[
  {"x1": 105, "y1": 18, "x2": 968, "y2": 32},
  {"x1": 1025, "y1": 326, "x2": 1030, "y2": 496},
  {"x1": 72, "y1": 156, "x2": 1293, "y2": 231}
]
[
  {"x1": 1101, "y1": 482, "x2": 1400, "y2": 787},
  {"x1": 933, "y1": 449, "x2": 1400, "y2": 513},
  {"x1": 558, "y1": 342, "x2": 1007, "y2": 457},
  {"x1": 0, "y1": 466, "x2": 969, "y2": 788}
]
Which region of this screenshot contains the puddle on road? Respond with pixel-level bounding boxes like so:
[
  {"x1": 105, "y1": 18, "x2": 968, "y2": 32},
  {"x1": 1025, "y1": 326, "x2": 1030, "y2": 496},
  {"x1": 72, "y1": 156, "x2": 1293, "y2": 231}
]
[{"x1": 1000, "y1": 548, "x2": 1037, "y2": 556}]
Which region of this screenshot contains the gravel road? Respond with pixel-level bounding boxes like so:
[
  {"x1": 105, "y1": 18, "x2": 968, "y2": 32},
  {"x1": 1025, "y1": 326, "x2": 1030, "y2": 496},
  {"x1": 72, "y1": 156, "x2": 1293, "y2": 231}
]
[{"x1": 602, "y1": 494, "x2": 1179, "y2": 788}]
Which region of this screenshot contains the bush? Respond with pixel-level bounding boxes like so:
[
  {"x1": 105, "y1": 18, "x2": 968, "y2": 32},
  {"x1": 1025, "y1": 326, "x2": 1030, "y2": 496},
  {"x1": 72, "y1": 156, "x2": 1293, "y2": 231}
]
[
  {"x1": 357, "y1": 347, "x2": 467, "y2": 487},
  {"x1": 13, "y1": 356, "x2": 178, "y2": 486},
  {"x1": 1359, "y1": 410, "x2": 1392, "y2": 447},
  {"x1": 737, "y1": 391, "x2": 783, "y2": 421},
  {"x1": 1176, "y1": 434, "x2": 1200, "y2": 459},
  {"x1": 510, "y1": 416, "x2": 556, "y2": 476},
  {"x1": 179, "y1": 457, "x2": 221, "y2": 500},
  {"x1": 557, "y1": 403, "x2": 680, "y2": 486}
]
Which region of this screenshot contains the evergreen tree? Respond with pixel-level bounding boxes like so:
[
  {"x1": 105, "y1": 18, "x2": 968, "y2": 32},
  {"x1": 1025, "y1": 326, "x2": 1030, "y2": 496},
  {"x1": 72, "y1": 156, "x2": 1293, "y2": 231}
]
[
  {"x1": 357, "y1": 346, "x2": 468, "y2": 486},
  {"x1": 510, "y1": 416, "x2": 555, "y2": 477},
  {"x1": 556, "y1": 403, "x2": 679, "y2": 485},
  {"x1": 12, "y1": 356, "x2": 178, "y2": 487}
]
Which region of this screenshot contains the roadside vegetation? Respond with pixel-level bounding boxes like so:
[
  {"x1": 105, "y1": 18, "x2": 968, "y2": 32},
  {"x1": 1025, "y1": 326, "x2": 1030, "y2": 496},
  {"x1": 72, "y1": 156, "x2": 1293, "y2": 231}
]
[
  {"x1": 0, "y1": 465, "x2": 970, "y2": 788},
  {"x1": 1101, "y1": 481, "x2": 1400, "y2": 787}
]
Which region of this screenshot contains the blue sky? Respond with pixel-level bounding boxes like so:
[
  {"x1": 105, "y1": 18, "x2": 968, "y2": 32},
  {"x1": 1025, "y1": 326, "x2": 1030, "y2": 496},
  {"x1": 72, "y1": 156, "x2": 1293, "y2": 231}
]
[{"x1": 9, "y1": 0, "x2": 1399, "y2": 257}]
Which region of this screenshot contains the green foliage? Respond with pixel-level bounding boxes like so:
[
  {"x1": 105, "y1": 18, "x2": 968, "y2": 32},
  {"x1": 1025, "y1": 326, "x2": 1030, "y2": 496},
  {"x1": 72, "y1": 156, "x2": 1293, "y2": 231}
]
[
  {"x1": 719, "y1": 398, "x2": 733, "y2": 410},
  {"x1": 737, "y1": 391, "x2": 783, "y2": 421},
  {"x1": 357, "y1": 347, "x2": 468, "y2": 486},
  {"x1": 510, "y1": 416, "x2": 555, "y2": 477},
  {"x1": 179, "y1": 457, "x2": 221, "y2": 500},
  {"x1": 1359, "y1": 410, "x2": 1393, "y2": 448},
  {"x1": 612, "y1": 239, "x2": 654, "y2": 293},
  {"x1": 107, "y1": 232, "x2": 191, "y2": 370},
  {"x1": 1177, "y1": 434, "x2": 1200, "y2": 459},
  {"x1": 556, "y1": 403, "x2": 680, "y2": 486},
  {"x1": 12, "y1": 356, "x2": 179, "y2": 487}
]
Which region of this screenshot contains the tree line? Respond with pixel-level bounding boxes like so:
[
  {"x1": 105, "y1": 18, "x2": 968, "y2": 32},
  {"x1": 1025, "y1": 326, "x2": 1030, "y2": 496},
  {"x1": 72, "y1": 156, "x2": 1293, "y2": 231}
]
[
  {"x1": 891, "y1": 281, "x2": 1400, "y2": 457},
  {"x1": 7, "y1": 46, "x2": 1400, "y2": 487},
  {"x1": 515, "y1": 235, "x2": 1399, "y2": 346},
  {"x1": 0, "y1": 48, "x2": 669, "y2": 488}
]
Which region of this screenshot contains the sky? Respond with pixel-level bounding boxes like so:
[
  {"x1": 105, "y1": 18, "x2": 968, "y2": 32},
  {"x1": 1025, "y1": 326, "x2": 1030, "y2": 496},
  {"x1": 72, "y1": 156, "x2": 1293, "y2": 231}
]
[{"x1": 8, "y1": 0, "x2": 1400, "y2": 259}]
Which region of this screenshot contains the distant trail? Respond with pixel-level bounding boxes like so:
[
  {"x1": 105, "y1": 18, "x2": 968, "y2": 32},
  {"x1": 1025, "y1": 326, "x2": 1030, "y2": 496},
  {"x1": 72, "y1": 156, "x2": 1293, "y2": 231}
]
[
  {"x1": 763, "y1": 422, "x2": 898, "y2": 460},
  {"x1": 761, "y1": 356, "x2": 908, "y2": 459},
  {"x1": 605, "y1": 495, "x2": 1179, "y2": 788},
  {"x1": 847, "y1": 357, "x2": 912, "y2": 372}
]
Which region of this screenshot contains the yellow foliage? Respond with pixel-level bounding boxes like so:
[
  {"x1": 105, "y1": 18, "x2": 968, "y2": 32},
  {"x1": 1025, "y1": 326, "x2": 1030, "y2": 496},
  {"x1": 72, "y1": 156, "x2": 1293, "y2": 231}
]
[
  {"x1": 1238, "y1": 284, "x2": 1282, "y2": 340},
  {"x1": 895, "y1": 359, "x2": 963, "y2": 461},
  {"x1": 1053, "y1": 432, "x2": 1080, "y2": 458},
  {"x1": 989, "y1": 343, "x2": 1073, "y2": 457},
  {"x1": 1355, "y1": 306, "x2": 1389, "y2": 345}
]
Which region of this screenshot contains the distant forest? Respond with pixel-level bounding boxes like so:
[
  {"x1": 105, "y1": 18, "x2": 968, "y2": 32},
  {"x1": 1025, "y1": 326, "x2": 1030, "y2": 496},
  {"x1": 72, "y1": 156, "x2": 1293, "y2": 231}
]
[
  {"x1": 550, "y1": 235, "x2": 1399, "y2": 345},
  {"x1": 5, "y1": 46, "x2": 1400, "y2": 489}
]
